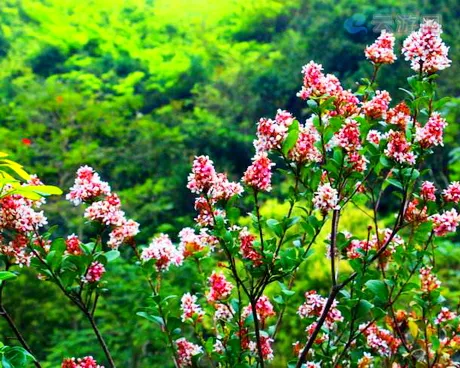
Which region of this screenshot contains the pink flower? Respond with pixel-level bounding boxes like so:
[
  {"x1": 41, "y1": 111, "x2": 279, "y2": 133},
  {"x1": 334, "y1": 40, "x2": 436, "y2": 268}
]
[
  {"x1": 209, "y1": 173, "x2": 243, "y2": 201},
  {"x1": 386, "y1": 102, "x2": 412, "y2": 129},
  {"x1": 65, "y1": 234, "x2": 82, "y2": 255},
  {"x1": 402, "y1": 19, "x2": 451, "y2": 74},
  {"x1": 404, "y1": 199, "x2": 428, "y2": 223},
  {"x1": 85, "y1": 262, "x2": 105, "y2": 283},
  {"x1": 239, "y1": 228, "x2": 262, "y2": 265},
  {"x1": 358, "y1": 352, "x2": 374, "y2": 368},
  {"x1": 193, "y1": 196, "x2": 225, "y2": 227},
  {"x1": 435, "y1": 307, "x2": 456, "y2": 325},
  {"x1": 141, "y1": 234, "x2": 184, "y2": 272},
  {"x1": 313, "y1": 183, "x2": 339, "y2": 213},
  {"x1": 365, "y1": 30, "x2": 397, "y2": 64},
  {"x1": 186, "y1": 155, "x2": 216, "y2": 194},
  {"x1": 243, "y1": 153, "x2": 274, "y2": 192},
  {"x1": 420, "y1": 181, "x2": 437, "y2": 202},
  {"x1": 207, "y1": 271, "x2": 233, "y2": 302},
  {"x1": 187, "y1": 156, "x2": 243, "y2": 201},
  {"x1": 254, "y1": 110, "x2": 294, "y2": 153},
  {"x1": 297, "y1": 291, "x2": 343, "y2": 329},
  {"x1": 0, "y1": 234, "x2": 33, "y2": 267},
  {"x1": 442, "y1": 182, "x2": 460, "y2": 203},
  {"x1": 431, "y1": 209, "x2": 460, "y2": 236},
  {"x1": 419, "y1": 266, "x2": 441, "y2": 292},
  {"x1": 107, "y1": 218, "x2": 140, "y2": 249},
  {"x1": 214, "y1": 303, "x2": 234, "y2": 321},
  {"x1": 415, "y1": 112, "x2": 448, "y2": 148},
  {"x1": 180, "y1": 293, "x2": 204, "y2": 322},
  {"x1": 297, "y1": 61, "x2": 342, "y2": 100},
  {"x1": 288, "y1": 119, "x2": 322, "y2": 163},
  {"x1": 360, "y1": 323, "x2": 401, "y2": 357},
  {"x1": 384, "y1": 130, "x2": 416, "y2": 165},
  {"x1": 347, "y1": 151, "x2": 368, "y2": 173},
  {"x1": 176, "y1": 338, "x2": 203, "y2": 367},
  {"x1": 249, "y1": 336, "x2": 274, "y2": 361},
  {"x1": 62, "y1": 356, "x2": 103, "y2": 368},
  {"x1": 366, "y1": 130, "x2": 384, "y2": 145},
  {"x1": 84, "y1": 193, "x2": 125, "y2": 227},
  {"x1": 67, "y1": 166, "x2": 111, "y2": 205},
  {"x1": 242, "y1": 295, "x2": 276, "y2": 325},
  {"x1": 332, "y1": 119, "x2": 362, "y2": 152},
  {"x1": 362, "y1": 90, "x2": 391, "y2": 120}
]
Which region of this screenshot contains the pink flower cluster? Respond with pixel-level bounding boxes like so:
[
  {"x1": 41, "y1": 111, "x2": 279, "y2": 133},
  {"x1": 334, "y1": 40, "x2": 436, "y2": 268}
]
[
  {"x1": 384, "y1": 130, "x2": 416, "y2": 165},
  {"x1": 365, "y1": 30, "x2": 397, "y2": 64},
  {"x1": 84, "y1": 261, "x2": 105, "y2": 283},
  {"x1": 313, "y1": 183, "x2": 339, "y2": 213},
  {"x1": 178, "y1": 227, "x2": 216, "y2": 258},
  {"x1": 386, "y1": 102, "x2": 412, "y2": 129},
  {"x1": 66, "y1": 166, "x2": 111, "y2": 205},
  {"x1": 297, "y1": 291, "x2": 343, "y2": 329},
  {"x1": 297, "y1": 61, "x2": 359, "y2": 117},
  {"x1": 242, "y1": 153, "x2": 275, "y2": 192},
  {"x1": 443, "y1": 182, "x2": 460, "y2": 203},
  {"x1": 254, "y1": 109, "x2": 295, "y2": 153},
  {"x1": 67, "y1": 167, "x2": 139, "y2": 249},
  {"x1": 345, "y1": 229, "x2": 404, "y2": 261},
  {"x1": 207, "y1": 271, "x2": 234, "y2": 302},
  {"x1": 249, "y1": 336, "x2": 274, "y2": 361},
  {"x1": 187, "y1": 156, "x2": 243, "y2": 227},
  {"x1": 415, "y1": 112, "x2": 448, "y2": 148},
  {"x1": 297, "y1": 61, "x2": 341, "y2": 100},
  {"x1": 187, "y1": 156, "x2": 243, "y2": 200},
  {"x1": 180, "y1": 292, "x2": 204, "y2": 322},
  {"x1": 0, "y1": 192, "x2": 48, "y2": 233},
  {"x1": 239, "y1": 227, "x2": 262, "y2": 266},
  {"x1": 213, "y1": 303, "x2": 234, "y2": 322},
  {"x1": 419, "y1": 266, "x2": 441, "y2": 293},
  {"x1": 0, "y1": 177, "x2": 49, "y2": 267},
  {"x1": 141, "y1": 234, "x2": 183, "y2": 272},
  {"x1": 431, "y1": 209, "x2": 460, "y2": 236},
  {"x1": 176, "y1": 338, "x2": 203, "y2": 367},
  {"x1": 366, "y1": 130, "x2": 385, "y2": 145},
  {"x1": 357, "y1": 352, "x2": 374, "y2": 368},
  {"x1": 434, "y1": 307, "x2": 457, "y2": 325},
  {"x1": 360, "y1": 323, "x2": 401, "y2": 357},
  {"x1": 362, "y1": 90, "x2": 391, "y2": 120},
  {"x1": 402, "y1": 19, "x2": 451, "y2": 74},
  {"x1": 242, "y1": 295, "x2": 276, "y2": 325},
  {"x1": 420, "y1": 181, "x2": 437, "y2": 202},
  {"x1": 65, "y1": 234, "x2": 82, "y2": 255},
  {"x1": 61, "y1": 356, "x2": 103, "y2": 368},
  {"x1": 288, "y1": 119, "x2": 322, "y2": 164}
]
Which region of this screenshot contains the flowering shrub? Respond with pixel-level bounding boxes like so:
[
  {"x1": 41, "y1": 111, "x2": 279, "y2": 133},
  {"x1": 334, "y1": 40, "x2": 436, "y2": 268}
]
[
  {"x1": 0, "y1": 19, "x2": 459, "y2": 368},
  {"x1": 134, "y1": 19, "x2": 458, "y2": 368}
]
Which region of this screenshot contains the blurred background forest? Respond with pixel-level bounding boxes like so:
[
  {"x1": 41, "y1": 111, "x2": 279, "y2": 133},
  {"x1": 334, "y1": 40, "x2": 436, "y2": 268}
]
[{"x1": 0, "y1": 0, "x2": 459, "y2": 366}]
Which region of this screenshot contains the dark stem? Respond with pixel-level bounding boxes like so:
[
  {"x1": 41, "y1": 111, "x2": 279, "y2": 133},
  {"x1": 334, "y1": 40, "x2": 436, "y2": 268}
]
[
  {"x1": 250, "y1": 298, "x2": 265, "y2": 368},
  {"x1": 0, "y1": 265, "x2": 42, "y2": 368}
]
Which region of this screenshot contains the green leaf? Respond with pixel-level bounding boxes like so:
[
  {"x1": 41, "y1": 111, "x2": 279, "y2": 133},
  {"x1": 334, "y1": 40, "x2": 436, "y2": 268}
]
[
  {"x1": 104, "y1": 250, "x2": 120, "y2": 262},
  {"x1": 365, "y1": 280, "x2": 389, "y2": 301},
  {"x1": 136, "y1": 312, "x2": 164, "y2": 327},
  {"x1": 282, "y1": 120, "x2": 300, "y2": 156},
  {"x1": 0, "y1": 272, "x2": 17, "y2": 281}
]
